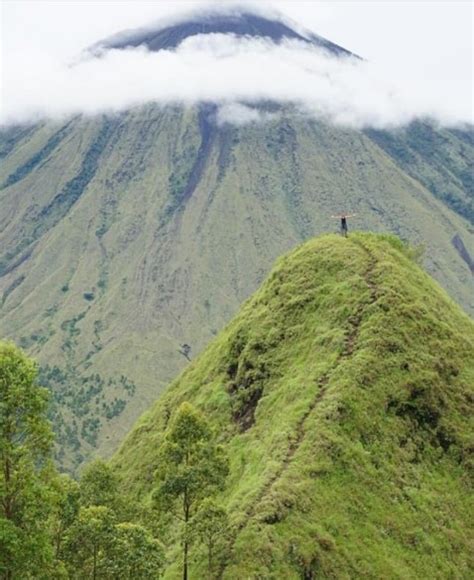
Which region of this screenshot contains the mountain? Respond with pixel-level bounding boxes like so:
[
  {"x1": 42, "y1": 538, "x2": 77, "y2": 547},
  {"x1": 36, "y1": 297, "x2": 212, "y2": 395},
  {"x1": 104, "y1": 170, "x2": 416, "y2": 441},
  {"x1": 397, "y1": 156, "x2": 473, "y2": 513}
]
[
  {"x1": 0, "y1": 10, "x2": 473, "y2": 472},
  {"x1": 0, "y1": 107, "x2": 472, "y2": 474},
  {"x1": 111, "y1": 233, "x2": 474, "y2": 578},
  {"x1": 93, "y1": 10, "x2": 355, "y2": 57}
]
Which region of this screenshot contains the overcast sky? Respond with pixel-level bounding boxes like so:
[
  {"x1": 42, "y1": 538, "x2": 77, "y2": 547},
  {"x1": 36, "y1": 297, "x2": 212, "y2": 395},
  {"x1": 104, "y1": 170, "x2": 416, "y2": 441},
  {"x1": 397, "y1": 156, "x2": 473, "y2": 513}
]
[{"x1": 1, "y1": 1, "x2": 472, "y2": 126}]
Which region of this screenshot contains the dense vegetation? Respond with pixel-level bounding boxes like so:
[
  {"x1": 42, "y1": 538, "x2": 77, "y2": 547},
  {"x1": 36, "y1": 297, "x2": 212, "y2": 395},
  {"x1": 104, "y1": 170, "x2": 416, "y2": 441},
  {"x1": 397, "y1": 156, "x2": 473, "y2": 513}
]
[
  {"x1": 0, "y1": 342, "x2": 228, "y2": 579},
  {"x1": 0, "y1": 109, "x2": 472, "y2": 472},
  {"x1": 112, "y1": 233, "x2": 474, "y2": 578}
]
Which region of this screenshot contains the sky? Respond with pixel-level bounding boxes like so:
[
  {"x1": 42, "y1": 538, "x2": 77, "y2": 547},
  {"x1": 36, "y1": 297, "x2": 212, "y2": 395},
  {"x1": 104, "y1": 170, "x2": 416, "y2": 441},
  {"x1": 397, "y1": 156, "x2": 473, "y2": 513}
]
[{"x1": 1, "y1": 0, "x2": 472, "y2": 126}]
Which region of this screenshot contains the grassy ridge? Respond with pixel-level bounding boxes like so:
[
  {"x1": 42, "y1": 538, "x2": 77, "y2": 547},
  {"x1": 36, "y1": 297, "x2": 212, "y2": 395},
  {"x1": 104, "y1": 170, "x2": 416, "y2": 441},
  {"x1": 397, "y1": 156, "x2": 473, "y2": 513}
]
[{"x1": 112, "y1": 233, "x2": 474, "y2": 578}]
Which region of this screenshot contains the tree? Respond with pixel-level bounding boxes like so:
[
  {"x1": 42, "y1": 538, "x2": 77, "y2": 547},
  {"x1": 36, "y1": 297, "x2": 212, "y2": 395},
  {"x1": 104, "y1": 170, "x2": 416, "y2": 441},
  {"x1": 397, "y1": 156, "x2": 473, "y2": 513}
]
[
  {"x1": 65, "y1": 509, "x2": 165, "y2": 580},
  {"x1": 79, "y1": 459, "x2": 140, "y2": 522},
  {"x1": 80, "y1": 460, "x2": 118, "y2": 509},
  {"x1": 0, "y1": 341, "x2": 55, "y2": 579},
  {"x1": 49, "y1": 474, "x2": 80, "y2": 561},
  {"x1": 154, "y1": 402, "x2": 229, "y2": 580},
  {"x1": 104, "y1": 522, "x2": 165, "y2": 579},
  {"x1": 63, "y1": 505, "x2": 114, "y2": 580},
  {"x1": 190, "y1": 499, "x2": 229, "y2": 578}
]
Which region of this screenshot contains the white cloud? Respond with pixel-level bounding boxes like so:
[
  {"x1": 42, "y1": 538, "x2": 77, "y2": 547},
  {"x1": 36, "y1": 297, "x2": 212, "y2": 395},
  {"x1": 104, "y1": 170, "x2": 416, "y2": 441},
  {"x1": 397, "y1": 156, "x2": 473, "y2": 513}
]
[
  {"x1": 1, "y1": 3, "x2": 472, "y2": 128},
  {"x1": 216, "y1": 103, "x2": 276, "y2": 126}
]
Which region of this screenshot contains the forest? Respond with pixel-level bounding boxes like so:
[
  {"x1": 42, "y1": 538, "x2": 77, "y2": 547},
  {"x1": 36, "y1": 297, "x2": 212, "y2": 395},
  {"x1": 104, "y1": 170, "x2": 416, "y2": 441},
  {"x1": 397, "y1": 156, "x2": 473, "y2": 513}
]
[{"x1": 0, "y1": 341, "x2": 228, "y2": 579}]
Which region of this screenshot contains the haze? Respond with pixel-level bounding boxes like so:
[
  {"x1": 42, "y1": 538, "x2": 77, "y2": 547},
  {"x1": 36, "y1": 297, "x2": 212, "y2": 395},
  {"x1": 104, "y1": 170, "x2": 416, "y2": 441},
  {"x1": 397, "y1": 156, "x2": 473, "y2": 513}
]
[{"x1": 1, "y1": 1, "x2": 472, "y2": 127}]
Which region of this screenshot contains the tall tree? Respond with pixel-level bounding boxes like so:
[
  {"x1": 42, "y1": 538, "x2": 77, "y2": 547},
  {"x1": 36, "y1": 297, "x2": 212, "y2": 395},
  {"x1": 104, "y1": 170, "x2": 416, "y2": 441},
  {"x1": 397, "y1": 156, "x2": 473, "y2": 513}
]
[
  {"x1": 63, "y1": 505, "x2": 114, "y2": 580},
  {"x1": 49, "y1": 474, "x2": 80, "y2": 562},
  {"x1": 154, "y1": 402, "x2": 229, "y2": 580},
  {"x1": 0, "y1": 341, "x2": 55, "y2": 579},
  {"x1": 104, "y1": 522, "x2": 165, "y2": 579},
  {"x1": 80, "y1": 460, "x2": 118, "y2": 509},
  {"x1": 190, "y1": 499, "x2": 229, "y2": 578}
]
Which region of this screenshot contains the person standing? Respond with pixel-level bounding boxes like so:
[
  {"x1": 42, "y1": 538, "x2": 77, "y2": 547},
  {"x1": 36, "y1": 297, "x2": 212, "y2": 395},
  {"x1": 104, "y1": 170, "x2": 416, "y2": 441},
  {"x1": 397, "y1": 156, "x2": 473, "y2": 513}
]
[{"x1": 331, "y1": 213, "x2": 357, "y2": 237}]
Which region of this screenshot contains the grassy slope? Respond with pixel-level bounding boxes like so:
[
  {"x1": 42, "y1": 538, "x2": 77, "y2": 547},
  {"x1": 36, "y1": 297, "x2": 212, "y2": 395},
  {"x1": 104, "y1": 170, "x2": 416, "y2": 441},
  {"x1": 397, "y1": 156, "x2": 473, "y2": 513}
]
[
  {"x1": 112, "y1": 233, "x2": 474, "y2": 579},
  {"x1": 0, "y1": 108, "x2": 473, "y2": 471}
]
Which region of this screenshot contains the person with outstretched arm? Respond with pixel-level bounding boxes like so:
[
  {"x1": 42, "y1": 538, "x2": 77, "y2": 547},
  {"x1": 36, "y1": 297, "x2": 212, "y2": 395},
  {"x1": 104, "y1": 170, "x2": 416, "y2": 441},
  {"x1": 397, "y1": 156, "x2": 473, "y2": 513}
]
[{"x1": 331, "y1": 213, "x2": 357, "y2": 237}]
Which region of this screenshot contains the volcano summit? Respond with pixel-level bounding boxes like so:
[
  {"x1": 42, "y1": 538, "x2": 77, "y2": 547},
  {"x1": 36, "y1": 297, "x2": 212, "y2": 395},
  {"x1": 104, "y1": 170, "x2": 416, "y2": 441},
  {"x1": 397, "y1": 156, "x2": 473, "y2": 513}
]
[{"x1": 93, "y1": 9, "x2": 355, "y2": 57}]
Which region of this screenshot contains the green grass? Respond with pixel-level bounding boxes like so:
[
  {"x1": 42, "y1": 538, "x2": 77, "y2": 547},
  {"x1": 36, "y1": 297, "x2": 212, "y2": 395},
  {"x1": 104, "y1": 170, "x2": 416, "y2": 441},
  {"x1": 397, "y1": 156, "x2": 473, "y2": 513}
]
[{"x1": 112, "y1": 233, "x2": 474, "y2": 578}]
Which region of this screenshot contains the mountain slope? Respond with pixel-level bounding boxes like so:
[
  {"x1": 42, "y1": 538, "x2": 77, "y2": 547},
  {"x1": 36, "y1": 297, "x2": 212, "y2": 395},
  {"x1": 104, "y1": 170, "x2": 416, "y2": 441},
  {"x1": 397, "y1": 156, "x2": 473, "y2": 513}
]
[
  {"x1": 0, "y1": 106, "x2": 473, "y2": 471},
  {"x1": 366, "y1": 122, "x2": 473, "y2": 223},
  {"x1": 112, "y1": 233, "x2": 474, "y2": 579}
]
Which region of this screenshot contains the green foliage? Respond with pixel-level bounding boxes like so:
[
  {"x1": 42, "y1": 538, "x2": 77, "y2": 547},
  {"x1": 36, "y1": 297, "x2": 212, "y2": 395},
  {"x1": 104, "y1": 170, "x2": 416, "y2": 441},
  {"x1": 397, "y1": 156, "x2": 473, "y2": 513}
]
[
  {"x1": 79, "y1": 460, "x2": 118, "y2": 510},
  {"x1": 64, "y1": 507, "x2": 165, "y2": 580},
  {"x1": 37, "y1": 365, "x2": 134, "y2": 473},
  {"x1": 154, "y1": 402, "x2": 229, "y2": 579},
  {"x1": 103, "y1": 523, "x2": 165, "y2": 579},
  {"x1": 49, "y1": 474, "x2": 80, "y2": 563},
  {"x1": 190, "y1": 500, "x2": 230, "y2": 578},
  {"x1": 0, "y1": 341, "x2": 166, "y2": 579},
  {"x1": 154, "y1": 403, "x2": 229, "y2": 518},
  {"x1": 57, "y1": 453, "x2": 163, "y2": 578},
  {"x1": 104, "y1": 399, "x2": 127, "y2": 420},
  {"x1": 63, "y1": 506, "x2": 115, "y2": 579},
  {"x1": 112, "y1": 233, "x2": 474, "y2": 579},
  {"x1": 0, "y1": 341, "x2": 56, "y2": 579}
]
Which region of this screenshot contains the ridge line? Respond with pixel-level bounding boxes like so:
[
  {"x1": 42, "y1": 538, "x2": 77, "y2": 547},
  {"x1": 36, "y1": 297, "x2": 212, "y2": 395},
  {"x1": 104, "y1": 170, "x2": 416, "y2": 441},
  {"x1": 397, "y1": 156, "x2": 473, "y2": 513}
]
[{"x1": 219, "y1": 240, "x2": 378, "y2": 578}]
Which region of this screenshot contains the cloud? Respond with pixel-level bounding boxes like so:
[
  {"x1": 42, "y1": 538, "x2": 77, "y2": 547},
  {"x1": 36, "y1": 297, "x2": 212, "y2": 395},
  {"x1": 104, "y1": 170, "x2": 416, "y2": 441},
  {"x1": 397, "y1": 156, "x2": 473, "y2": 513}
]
[
  {"x1": 215, "y1": 103, "x2": 276, "y2": 126},
  {"x1": 1, "y1": 30, "x2": 471, "y2": 128}
]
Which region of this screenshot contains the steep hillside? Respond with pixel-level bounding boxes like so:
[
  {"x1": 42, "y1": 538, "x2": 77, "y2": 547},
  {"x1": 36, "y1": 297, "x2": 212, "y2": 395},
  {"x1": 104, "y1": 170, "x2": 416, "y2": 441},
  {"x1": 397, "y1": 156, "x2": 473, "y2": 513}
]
[
  {"x1": 366, "y1": 122, "x2": 473, "y2": 223},
  {"x1": 112, "y1": 233, "x2": 474, "y2": 579},
  {"x1": 0, "y1": 107, "x2": 473, "y2": 471}
]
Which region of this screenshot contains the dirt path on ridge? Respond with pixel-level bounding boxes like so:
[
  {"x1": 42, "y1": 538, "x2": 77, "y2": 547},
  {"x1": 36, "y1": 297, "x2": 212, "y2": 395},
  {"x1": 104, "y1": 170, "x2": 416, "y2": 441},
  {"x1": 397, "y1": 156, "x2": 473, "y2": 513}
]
[{"x1": 218, "y1": 240, "x2": 378, "y2": 578}]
